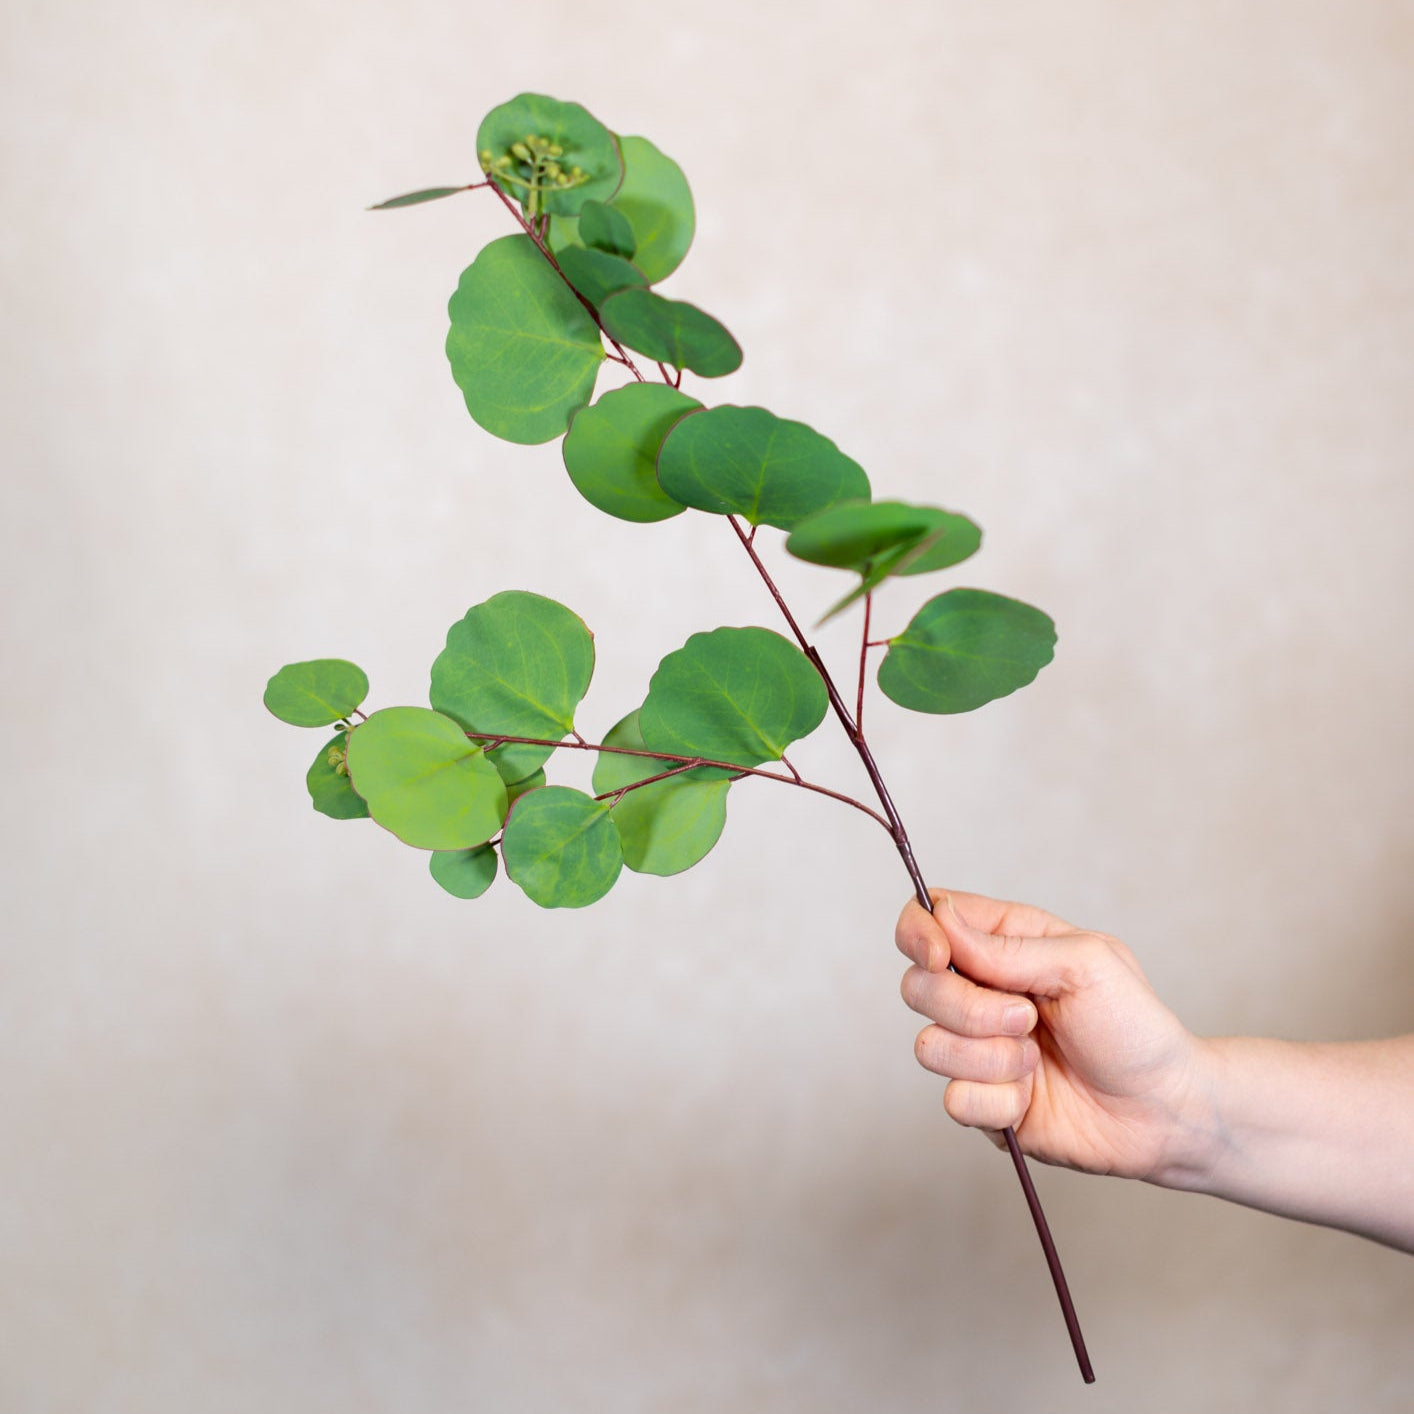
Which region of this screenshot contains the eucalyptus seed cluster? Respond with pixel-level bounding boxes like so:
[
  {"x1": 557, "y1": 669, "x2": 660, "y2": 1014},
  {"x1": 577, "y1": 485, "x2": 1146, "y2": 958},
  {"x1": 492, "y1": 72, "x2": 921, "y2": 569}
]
[{"x1": 479, "y1": 133, "x2": 588, "y2": 216}]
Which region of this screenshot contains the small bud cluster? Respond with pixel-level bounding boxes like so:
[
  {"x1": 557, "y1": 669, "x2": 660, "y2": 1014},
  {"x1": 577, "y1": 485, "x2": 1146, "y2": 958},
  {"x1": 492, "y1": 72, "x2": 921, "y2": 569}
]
[{"x1": 478, "y1": 133, "x2": 588, "y2": 215}]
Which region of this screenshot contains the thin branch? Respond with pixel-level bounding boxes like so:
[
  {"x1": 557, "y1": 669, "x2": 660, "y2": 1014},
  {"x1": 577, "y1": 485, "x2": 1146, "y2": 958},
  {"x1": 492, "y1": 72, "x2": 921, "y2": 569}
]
[
  {"x1": 856, "y1": 592, "x2": 873, "y2": 733},
  {"x1": 462, "y1": 729, "x2": 893, "y2": 833}
]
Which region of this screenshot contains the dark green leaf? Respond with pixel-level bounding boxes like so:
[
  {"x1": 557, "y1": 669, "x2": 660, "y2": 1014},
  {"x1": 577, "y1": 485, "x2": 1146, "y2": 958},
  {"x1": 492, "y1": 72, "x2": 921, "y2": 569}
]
[
  {"x1": 639, "y1": 626, "x2": 828, "y2": 768},
  {"x1": 345, "y1": 707, "x2": 507, "y2": 849},
  {"x1": 592, "y1": 711, "x2": 730, "y2": 876},
  {"x1": 610, "y1": 135, "x2": 694, "y2": 282},
  {"x1": 562, "y1": 383, "x2": 699, "y2": 523},
  {"x1": 598, "y1": 288, "x2": 741, "y2": 378},
  {"x1": 656, "y1": 405, "x2": 870, "y2": 531},
  {"x1": 429, "y1": 844, "x2": 498, "y2": 899},
  {"x1": 786, "y1": 500, "x2": 981, "y2": 573},
  {"x1": 264, "y1": 659, "x2": 369, "y2": 727},
  {"x1": 369, "y1": 186, "x2": 467, "y2": 210},
  {"x1": 556, "y1": 246, "x2": 646, "y2": 308},
  {"x1": 476, "y1": 93, "x2": 622, "y2": 218},
  {"x1": 787, "y1": 499, "x2": 984, "y2": 621},
  {"x1": 446, "y1": 234, "x2": 605, "y2": 445},
  {"x1": 306, "y1": 732, "x2": 369, "y2": 820},
  {"x1": 502, "y1": 786, "x2": 623, "y2": 908},
  {"x1": 877, "y1": 589, "x2": 1057, "y2": 714},
  {"x1": 430, "y1": 591, "x2": 596, "y2": 784},
  {"x1": 577, "y1": 199, "x2": 636, "y2": 258}
]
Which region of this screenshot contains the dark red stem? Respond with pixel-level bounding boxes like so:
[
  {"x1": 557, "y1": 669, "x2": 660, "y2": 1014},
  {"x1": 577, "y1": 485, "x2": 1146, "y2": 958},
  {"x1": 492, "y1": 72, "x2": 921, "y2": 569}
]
[{"x1": 725, "y1": 516, "x2": 1094, "y2": 1384}]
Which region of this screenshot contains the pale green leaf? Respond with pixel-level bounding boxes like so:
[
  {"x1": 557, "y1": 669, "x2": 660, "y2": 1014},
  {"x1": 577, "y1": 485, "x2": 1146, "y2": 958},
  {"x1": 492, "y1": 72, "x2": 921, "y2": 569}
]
[{"x1": 345, "y1": 707, "x2": 507, "y2": 849}]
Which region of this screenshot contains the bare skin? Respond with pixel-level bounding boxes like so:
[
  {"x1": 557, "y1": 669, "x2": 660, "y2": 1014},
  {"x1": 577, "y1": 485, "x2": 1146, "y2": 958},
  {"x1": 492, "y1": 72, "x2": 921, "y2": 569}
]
[{"x1": 897, "y1": 889, "x2": 1414, "y2": 1254}]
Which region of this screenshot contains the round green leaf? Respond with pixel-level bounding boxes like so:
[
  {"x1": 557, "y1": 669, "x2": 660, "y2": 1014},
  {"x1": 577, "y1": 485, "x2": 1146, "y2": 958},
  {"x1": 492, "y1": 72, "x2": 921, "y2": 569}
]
[
  {"x1": 577, "y1": 199, "x2": 636, "y2": 259},
  {"x1": 306, "y1": 732, "x2": 369, "y2": 821},
  {"x1": 592, "y1": 711, "x2": 730, "y2": 876},
  {"x1": 264, "y1": 659, "x2": 369, "y2": 727},
  {"x1": 476, "y1": 93, "x2": 622, "y2": 218},
  {"x1": 446, "y1": 234, "x2": 605, "y2": 445},
  {"x1": 562, "y1": 383, "x2": 699, "y2": 523},
  {"x1": 656, "y1": 405, "x2": 871, "y2": 531},
  {"x1": 609, "y1": 135, "x2": 695, "y2": 283},
  {"x1": 786, "y1": 500, "x2": 981, "y2": 573},
  {"x1": 598, "y1": 288, "x2": 741, "y2": 378},
  {"x1": 345, "y1": 707, "x2": 508, "y2": 849},
  {"x1": 877, "y1": 589, "x2": 1057, "y2": 715},
  {"x1": 502, "y1": 786, "x2": 623, "y2": 908},
  {"x1": 429, "y1": 844, "x2": 499, "y2": 899},
  {"x1": 639, "y1": 626, "x2": 828, "y2": 768},
  {"x1": 556, "y1": 246, "x2": 646, "y2": 309},
  {"x1": 369, "y1": 186, "x2": 467, "y2": 210},
  {"x1": 430, "y1": 591, "x2": 596, "y2": 784},
  {"x1": 504, "y1": 767, "x2": 546, "y2": 804}
]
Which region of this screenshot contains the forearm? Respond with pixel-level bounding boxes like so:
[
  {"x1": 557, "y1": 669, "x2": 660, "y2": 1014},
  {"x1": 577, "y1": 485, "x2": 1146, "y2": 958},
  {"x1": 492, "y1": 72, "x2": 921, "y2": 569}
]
[{"x1": 1157, "y1": 1034, "x2": 1414, "y2": 1253}]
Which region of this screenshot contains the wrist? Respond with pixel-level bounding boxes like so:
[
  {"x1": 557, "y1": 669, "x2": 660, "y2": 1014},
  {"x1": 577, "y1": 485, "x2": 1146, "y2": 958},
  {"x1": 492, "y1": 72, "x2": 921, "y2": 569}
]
[{"x1": 1140, "y1": 1033, "x2": 1234, "y2": 1192}]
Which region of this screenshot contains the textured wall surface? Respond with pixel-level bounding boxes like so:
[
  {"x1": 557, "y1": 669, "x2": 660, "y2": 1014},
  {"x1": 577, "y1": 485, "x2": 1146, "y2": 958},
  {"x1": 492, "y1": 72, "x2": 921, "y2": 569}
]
[{"x1": 3, "y1": 2, "x2": 1411, "y2": 1410}]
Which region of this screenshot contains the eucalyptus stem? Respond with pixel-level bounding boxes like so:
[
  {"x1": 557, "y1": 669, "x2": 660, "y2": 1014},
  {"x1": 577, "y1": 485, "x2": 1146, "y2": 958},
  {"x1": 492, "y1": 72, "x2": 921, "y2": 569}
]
[{"x1": 724, "y1": 515, "x2": 1094, "y2": 1384}]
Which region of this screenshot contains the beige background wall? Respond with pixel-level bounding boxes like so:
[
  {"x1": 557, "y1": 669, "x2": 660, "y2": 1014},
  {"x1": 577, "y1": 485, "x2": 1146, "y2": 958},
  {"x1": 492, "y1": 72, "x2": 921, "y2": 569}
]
[{"x1": 3, "y1": 1, "x2": 1411, "y2": 1409}]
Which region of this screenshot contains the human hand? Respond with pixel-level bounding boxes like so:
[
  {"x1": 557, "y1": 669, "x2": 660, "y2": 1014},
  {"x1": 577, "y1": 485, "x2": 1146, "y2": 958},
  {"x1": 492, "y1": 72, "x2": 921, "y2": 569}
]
[{"x1": 897, "y1": 889, "x2": 1216, "y2": 1184}]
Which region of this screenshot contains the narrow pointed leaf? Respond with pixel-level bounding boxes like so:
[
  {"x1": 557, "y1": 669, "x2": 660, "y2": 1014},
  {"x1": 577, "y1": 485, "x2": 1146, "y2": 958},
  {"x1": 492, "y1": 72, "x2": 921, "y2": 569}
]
[
  {"x1": 562, "y1": 383, "x2": 699, "y2": 522},
  {"x1": 878, "y1": 589, "x2": 1057, "y2": 714},
  {"x1": 429, "y1": 844, "x2": 499, "y2": 899},
  {"x1": 639, "y1": 626, "x2": 827, "y2": 768},
  {"x1": 557, "y1": 246, "x2": 646, "y2": 308},
  {"x1": 306, "y1": 732, "x2": 369, "y2": 820},
  {"x1": 430, "y1": 591, "x2": 595, "y2": 784},
  {"x1": 502, "y1": 786, "x2": 623, "y2": 908},
  {"x1": 592, "y1": 711, "x2": 729, "y2": 876},
  {"x1": 577, "y1": 199, "x2": 636, "y2": 258},
  {"x1": 369, "y1": 186, "x2": 468, "y2": 210},
  {"x1": 599, "y1": 288, "x2": 741, "y2": 378},
  {"x1": 657, "y1": 405, "x2": 870, "y2": 531},
  {"x1": 264, "y1": 659, "x2": 369, "y2": 727},
  {"x1": 609, "y1": 135, "x2": 694, "y2": 282},
  {"x1": 345, "y1": 707, "x2": 507, "y2": 849},
  {"x1": 446, "y1": 234, "x2": 605, "y2": 445},
  {"x1": 476, "y1": 93, "x2": 622, "y2": 218}
]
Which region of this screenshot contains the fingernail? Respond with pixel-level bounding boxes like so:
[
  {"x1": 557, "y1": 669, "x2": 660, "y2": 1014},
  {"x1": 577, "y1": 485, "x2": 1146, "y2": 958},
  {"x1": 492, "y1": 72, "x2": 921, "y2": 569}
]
[
  {"x1": 917, "y1": 943, "x2": 935, "y2": 972},
  {"x1": 1003, "y1": 1003, "x2": 1035, "y2": 1035}
]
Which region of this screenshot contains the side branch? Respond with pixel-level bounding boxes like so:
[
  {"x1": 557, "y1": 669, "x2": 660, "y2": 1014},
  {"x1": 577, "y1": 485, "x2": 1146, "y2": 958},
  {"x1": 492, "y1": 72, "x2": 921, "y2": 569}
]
[{"x1": 460, "y1": 730, "x2": 893, "y2": 833}]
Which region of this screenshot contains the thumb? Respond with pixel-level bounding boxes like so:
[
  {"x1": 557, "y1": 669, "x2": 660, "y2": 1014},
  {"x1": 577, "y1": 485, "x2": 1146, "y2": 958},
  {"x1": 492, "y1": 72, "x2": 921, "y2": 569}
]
[{"x1": 936, "y1": 893, "x2": 1087, "y2": 1001}]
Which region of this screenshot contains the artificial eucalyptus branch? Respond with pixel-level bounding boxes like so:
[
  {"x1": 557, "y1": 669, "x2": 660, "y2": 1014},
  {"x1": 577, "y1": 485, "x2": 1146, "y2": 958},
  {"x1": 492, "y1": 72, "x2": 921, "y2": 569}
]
[{"x1": 265, "y1": 92, "x2": 1093, "y2": 1383}]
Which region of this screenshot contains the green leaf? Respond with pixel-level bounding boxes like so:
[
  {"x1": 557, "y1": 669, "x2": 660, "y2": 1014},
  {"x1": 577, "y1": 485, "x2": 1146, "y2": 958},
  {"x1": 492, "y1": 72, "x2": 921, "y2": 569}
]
[
  {"x1": 264, "y1": 659, "x2": 369, "y2": 727},
  {"x1": 786, "y1": 500, "x2": 981, "y2": 573},
  {"x1": 345, "y1": 707, "x2": 507, "y2": 849},
  {"x1": 562, "y1": 383, "x2": 699, "y2": 523},
  {"x1": 504, "y1": 767, "x2": 546, "y2": 804},
  {"x1": 656, "y1": 406, "x2": 871, "y2": 531},
  {"x1": 429, "y1": 844, "x2": 498, "y2": 899},
  {"x1": 877, "y1": 589, "x2": 1057, "y2": 714},
  {"x1": 592, "y1": 711, "x2": 729, "y2": 876},
  {"x1": 476, "y1": 93, "x2": 622, "y2": 218},
  {"x1": 598, "y1": 288, "x2": 741, "y2": 378},
  {"x1": 556, "y1": 245, "x2": 646, "y2": 309},
  {"x1": 609, "y1": 135, "x2": 694, "y2": 283},
  {"x1": 430, "y1": 591, "x2": 596, "y2": 784},
  {"x1": 639, "y1": 626, "x2": 828, "y2": 768},
  {"x1": 786, "y1": 499, "x2": 984, "y2": 621},
  {"x1": 577, "y1": 199, "x2": 636, "y2": 258},
  {"x1": 306, "y1": 732, "x2": 370, "y2": 820},
  {"x1": 369, "y1": 186, "x2": 467, "y2": 210},
  {"x1": 446, "y1": 234, "x2": 605, "y2": 445},
  {"x1": 501, "y1": 786, "x2": 623, "y2": 908}
]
